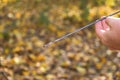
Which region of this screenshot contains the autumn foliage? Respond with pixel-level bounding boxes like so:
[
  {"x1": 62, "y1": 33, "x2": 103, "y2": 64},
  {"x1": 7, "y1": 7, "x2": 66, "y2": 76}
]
[{"x1": 0, "y1": 0, "x2": 120, "y2": 80}]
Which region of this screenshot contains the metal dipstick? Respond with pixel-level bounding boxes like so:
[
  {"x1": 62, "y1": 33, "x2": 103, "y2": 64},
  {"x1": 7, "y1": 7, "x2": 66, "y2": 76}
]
[{"x1": 43, "y1": 10, "x2": 120, "y2": 48}]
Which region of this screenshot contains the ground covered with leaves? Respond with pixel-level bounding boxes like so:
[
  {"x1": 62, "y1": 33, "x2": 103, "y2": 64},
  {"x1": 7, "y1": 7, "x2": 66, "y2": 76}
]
[{"x1": 0, "y1": 0, "x2": 120, "y2": 80}]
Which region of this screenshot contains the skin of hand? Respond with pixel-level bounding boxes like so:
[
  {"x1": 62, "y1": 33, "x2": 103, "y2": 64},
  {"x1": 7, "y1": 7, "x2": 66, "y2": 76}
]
[{"x1": 95, "y1": 17, "x2": 120, "y2": 50}]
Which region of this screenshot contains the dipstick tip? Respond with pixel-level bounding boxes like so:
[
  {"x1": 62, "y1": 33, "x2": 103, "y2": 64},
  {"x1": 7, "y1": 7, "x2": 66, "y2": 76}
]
[{"x1": 43, "y1": 42, "x2": 54, "y2": 48}]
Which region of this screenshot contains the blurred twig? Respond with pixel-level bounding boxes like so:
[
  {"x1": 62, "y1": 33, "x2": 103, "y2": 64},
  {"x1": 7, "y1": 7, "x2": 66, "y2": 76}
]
[{"x1": 0, "y1": 55, "x2": 9, "y2": 80}]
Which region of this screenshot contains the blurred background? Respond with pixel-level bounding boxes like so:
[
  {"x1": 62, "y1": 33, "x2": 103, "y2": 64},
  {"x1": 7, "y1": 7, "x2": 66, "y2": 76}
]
[{"x1": 0, "y1": 0, "x2": 120, "y2": 80}]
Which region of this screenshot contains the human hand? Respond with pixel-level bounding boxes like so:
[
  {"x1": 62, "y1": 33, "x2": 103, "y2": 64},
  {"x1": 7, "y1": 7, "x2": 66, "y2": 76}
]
[{"x1": 95, "y1": 17, "x2": 120, "y2": 50}]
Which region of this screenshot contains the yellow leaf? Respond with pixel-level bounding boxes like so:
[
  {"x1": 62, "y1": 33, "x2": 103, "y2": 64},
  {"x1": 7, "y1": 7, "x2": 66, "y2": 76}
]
[
  {"x1": 12, "y1": 46, "x2": 23, "y2": 52},
  {"x1": 72, "y1": 38, "x2": 81, "y2": 45},
  {"x1": 57, "y1": 31, "x2": 65, "y2": 37},
  {"x1": 13, "y1": 56, "x2": 21, "y2": 64},
  {"x1": 49, "y1": 24, "x2": 57, "y2": 32},
  {"x1": 106, "y1": 0, "x2": 115, "y2": 6},
  {"x1": 0, "y1": 25, "x2": 4, "y2": 32},
  {"x1": 34, "y1": 40, "x2": 43, "y2": 47},
  {"x1": 2, "y1": 0, "x2": 8, "y2": 3},
  {"x1": 67, "y1": 53, "x2": 76, "y2": 60},
  {"x1": 46, "y1": 74, "x2": 55, "y2": 80},
  {"x1": 87, "y1": 30, "x2": 92, "y2": 38},
  {"x1": 116, "y1": 72, "x2": 120, "y2": 77},
  {"x1": 29, "y1": 54, "x2": 36, "y2": 61},
  {"x1": 96, "y1": 63, "x2": 102, "y2": 69},
  {"x1": 23, "y1": 71, "x2": 29, "y2": 76},
  {"x1": 15, "y1": 12, "x2": 21, "y2": 19},
  {"x1": 101, "y1": 57, "x2": 106, "y2": 63},
  {"x1": 76, "y1": 67, "x2": 86, "y2": 75},
  {"x1": 5, "y1": 48, "x2": 9, "y2": 54},
  {"x1": 61, "y1": 61, "x2": 71, "y2": 67},
  {"x1": 37, "y1": 55, "x2": 46, "y2": 61}
]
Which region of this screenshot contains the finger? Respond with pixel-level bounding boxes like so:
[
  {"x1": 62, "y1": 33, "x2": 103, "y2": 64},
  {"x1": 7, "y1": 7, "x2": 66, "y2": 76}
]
[
  {"x1": 105, "y1": 17, "x2": 119, "y2": 29},
  {"x1": 101, "y1": 19, "x2": 110, "y2": 31},
  {"x1": 95, "y1": 21, "x2": 105, "y2": 39}
]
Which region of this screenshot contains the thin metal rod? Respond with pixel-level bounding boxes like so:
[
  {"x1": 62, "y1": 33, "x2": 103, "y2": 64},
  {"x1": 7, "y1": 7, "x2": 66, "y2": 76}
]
[
  {"x1": 2, "y1": 72, "x2": 9, "y2": 80},
  {"x1": 43, "y1": 10, "x2": 120, "y2": 48}
]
